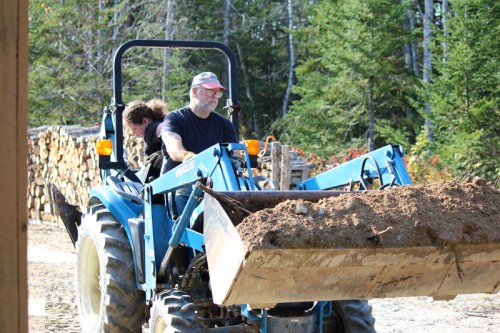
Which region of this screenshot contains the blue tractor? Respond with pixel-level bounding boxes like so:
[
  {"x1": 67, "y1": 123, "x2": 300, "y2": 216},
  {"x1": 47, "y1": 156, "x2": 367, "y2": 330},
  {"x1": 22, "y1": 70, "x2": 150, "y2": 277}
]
[{"x1": 62, "y1": 40, "x2": 497, "y2": 333}]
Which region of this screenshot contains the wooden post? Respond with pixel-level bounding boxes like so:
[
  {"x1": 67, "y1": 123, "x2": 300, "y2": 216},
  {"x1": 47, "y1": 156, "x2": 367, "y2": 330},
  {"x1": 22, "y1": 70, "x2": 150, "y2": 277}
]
[
  {"x1": 280, "y1": 145, "x2": 291, "y2": 190},
  {"x1": 270, "y1": 142, "x2": 280, "y2": 190},
  {"x1": 0, "y1": 0, "x2": 29, "y2": 331}
]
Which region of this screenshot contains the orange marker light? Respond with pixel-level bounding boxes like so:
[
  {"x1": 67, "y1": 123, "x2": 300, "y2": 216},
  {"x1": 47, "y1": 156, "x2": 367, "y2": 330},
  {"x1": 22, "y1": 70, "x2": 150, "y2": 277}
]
[
  {"x1": 245, "y1": 140, "x2": 260, "y2": 156},
  {"x1": 96, "y1": 139, "x2": 113, "y2": 156}
]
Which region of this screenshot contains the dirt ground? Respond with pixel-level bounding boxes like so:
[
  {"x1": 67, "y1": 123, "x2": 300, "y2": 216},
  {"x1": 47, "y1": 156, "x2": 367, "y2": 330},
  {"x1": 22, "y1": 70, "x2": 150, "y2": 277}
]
[
  {"x1": 28, "y1": 222, "x2": 80, "y2": 333},
  {"x1": 28, "y1": 220, "x2": 499, "y2": 332}
]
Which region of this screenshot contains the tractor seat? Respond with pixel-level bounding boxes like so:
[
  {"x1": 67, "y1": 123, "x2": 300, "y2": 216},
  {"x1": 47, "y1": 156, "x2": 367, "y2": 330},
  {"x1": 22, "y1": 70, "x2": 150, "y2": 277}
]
[{"x1": 107, "y1": 176, "x2": 143, "y2": 205}]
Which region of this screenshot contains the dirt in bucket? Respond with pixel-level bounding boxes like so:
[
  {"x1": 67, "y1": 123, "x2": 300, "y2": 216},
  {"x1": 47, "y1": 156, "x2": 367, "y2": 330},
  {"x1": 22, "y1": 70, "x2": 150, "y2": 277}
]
[{"x1": 236, "y1": 180, "x2": 500, "y2": 251}]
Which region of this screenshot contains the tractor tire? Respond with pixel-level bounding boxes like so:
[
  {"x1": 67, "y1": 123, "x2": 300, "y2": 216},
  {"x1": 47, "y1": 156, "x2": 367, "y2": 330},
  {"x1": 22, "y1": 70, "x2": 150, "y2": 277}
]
[
  {"x1": 149, "y1": 290, "x2": 207, "y2": 333},
  {"x1": 75, "y1": 205, "x2": 145, "y2": 332},
  {"x1": 325, "y1": 300, "x2": 376, "y2": 333}
]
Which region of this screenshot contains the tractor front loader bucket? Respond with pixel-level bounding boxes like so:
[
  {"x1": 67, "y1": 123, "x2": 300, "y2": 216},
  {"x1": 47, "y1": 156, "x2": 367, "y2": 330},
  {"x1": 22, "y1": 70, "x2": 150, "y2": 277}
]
[
  {"x1": 48, "y1": 183, "x2": 82, "y2": 246},
  {"x1": 203, "y1": 192, "x2": 500, "y2": 309}
]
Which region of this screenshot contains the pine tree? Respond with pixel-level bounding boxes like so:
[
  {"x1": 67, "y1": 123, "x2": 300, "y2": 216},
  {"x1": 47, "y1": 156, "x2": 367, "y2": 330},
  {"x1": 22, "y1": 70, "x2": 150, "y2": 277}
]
[
  {"x1": 428, "y1": 0, "x2": 500, "y2": 180},
  {"x1": 281, "y1": 0, "x2": 416, "y2": 156}
]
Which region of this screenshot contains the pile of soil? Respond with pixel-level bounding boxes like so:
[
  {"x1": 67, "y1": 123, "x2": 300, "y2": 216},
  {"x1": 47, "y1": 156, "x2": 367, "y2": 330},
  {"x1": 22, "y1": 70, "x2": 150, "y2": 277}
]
[{"x1": 236, "y1": 180, "x2": 500, "y2": 251}]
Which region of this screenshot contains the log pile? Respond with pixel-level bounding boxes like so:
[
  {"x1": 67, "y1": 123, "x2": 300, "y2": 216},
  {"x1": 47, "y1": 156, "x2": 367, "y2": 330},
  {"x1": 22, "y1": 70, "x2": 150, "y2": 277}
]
[{"x1": 27, "y1": 126, "x2": 145, "y2": 222}]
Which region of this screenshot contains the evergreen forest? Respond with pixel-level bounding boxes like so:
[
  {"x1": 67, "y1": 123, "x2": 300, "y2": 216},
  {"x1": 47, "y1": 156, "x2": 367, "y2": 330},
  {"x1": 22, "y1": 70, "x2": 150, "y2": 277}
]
[{"x1": 29, "y1": 0, "x2": 499, "y2": 183}]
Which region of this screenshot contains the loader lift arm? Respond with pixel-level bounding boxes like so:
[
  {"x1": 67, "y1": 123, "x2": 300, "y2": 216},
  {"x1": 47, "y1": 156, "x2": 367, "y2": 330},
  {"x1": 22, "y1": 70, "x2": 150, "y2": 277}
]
[{"x1": 297, "y1": 144, "x2": 412, "y2": 190}]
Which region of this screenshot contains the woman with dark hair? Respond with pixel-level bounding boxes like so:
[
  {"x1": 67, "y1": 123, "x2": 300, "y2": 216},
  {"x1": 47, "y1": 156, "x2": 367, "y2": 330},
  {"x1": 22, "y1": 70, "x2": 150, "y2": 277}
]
[{"x1": 124, "y1": 98, "x2": 168, "y2": 180}]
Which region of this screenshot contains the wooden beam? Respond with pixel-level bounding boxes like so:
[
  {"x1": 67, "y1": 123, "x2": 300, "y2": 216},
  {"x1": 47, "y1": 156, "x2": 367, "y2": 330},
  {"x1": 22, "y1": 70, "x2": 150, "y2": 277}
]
[
  {"x1": 271, "y1": 142, "x2": 280, "y2": 190},
  {"x1": 280, "y1": 145, "x2": 290, "y2": 190},
  {"x1": 0, "y1": 0, "x2": 29, "y2": 332}
]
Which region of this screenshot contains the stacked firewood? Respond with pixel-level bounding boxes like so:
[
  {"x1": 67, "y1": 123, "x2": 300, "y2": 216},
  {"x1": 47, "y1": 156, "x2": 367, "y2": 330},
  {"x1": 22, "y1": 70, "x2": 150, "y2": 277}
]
[{"x1": 27, "y1": 125, "x2": 145, "y2": 222}]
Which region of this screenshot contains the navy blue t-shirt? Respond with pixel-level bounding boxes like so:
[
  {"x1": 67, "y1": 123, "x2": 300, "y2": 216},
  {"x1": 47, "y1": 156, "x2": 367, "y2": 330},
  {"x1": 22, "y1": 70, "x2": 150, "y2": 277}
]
[{"x1": 161, "y1": 107, "x2": 238, "y2": 173}]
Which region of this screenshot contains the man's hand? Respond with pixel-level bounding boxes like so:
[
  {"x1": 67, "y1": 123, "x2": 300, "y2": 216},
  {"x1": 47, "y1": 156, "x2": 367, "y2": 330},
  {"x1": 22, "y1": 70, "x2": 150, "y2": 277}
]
[
  {"x1": 182, "y1": 151, "x2": 196, "y2": 162},
  {"x1": 146, "y1": 151, "x2": 163, "y2": 169}
]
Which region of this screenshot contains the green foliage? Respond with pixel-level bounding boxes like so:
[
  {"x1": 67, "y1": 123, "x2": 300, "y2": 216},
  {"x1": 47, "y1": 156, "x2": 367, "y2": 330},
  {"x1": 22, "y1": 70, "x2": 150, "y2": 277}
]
[
  {"x1": 375, "y1": 119, "x2": 410, "y2": 149},
  {"x1": 29, "y1": 0, "x2": 117, "y2": 126},
  {"x1": 28, "y1": 0, "x2": 303, "y2": 132},
  {"x1": 404, "y1": 130, "x2": 453, "y2": 184},
  {"x1": 279, "y1": 0, "x2": 419, "y2": 157},
  {"x1": 423, "y1": 0, "x2": 500, "y2": 182},
  {"x1": 27, "y1": 0, "x2": 499, "y2": 184}
]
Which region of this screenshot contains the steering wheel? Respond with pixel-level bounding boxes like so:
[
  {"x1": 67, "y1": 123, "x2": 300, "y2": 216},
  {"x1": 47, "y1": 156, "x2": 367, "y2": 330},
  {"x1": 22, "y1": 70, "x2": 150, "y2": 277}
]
[{"x1": 253, "y1": 175, "x2": 275, "y2": 190}]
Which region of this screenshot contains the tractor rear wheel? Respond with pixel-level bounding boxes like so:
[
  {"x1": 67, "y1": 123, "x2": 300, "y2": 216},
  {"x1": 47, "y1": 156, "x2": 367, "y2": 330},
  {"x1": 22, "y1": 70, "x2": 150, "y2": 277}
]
[
  {"x1": 75, "y1": 205, "x2": 145, "y2": 332},
  {"x1": 324, "y1": 300, "x2": 376, "y2": 333},
  {"x1": 149, "y1": 290, "x2": 207, "y2": 333}
]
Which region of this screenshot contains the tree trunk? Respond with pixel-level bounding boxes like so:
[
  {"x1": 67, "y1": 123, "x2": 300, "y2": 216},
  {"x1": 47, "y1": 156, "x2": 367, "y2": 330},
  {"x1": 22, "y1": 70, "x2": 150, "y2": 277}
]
[
  {"x1": 368, "y1": 75, "x2": 375, "y2": 152},
  {"x1": 367, "y1": 20, "x2": 375, "y2": 152},
  {"x1": 235, "y1": 42, "x2": 259, "y2": 138},
  {"x1": 282, "y1": 0, "x2": 295, "y2": 117},
  {"x1": 97, "y1": 0, "x2": 104, "y2": 73},
  {"x1": 404, "y1": 43, "x2": 412, "y2": 69},
  {"x1": 423, "y1": 0, "x2": 434, "y2": 143},
  {"x1": 163, "y1": 0, "x2": 175, "y2": 97},
  {"x1": 224, "y1": 0, "x2": 230, "y2": 46},
  {"x1": 402, "y1": 0, "x2": 411, "y2": 69},
  {"x1": 402, "y1": 1, "x2": 411, "y2": 119},
  {"x1": 442, "y1": 0, "x2": 449, "y2": 63},
  {"x1": 222, "y1": 0, "x2": 231, "y2": 88},
  {"x1": 409, "y1": 0, "x2": 420, "y2": 77},
  {"x1": 110, "y1": 0, "x2": 120, "y2": 58}
]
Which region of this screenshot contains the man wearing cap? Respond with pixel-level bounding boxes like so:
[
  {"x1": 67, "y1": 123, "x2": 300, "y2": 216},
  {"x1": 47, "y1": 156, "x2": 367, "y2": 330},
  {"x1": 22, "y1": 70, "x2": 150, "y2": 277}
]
[{"x1": 160, "y1": 72, "x2": 238, "y2": 214}]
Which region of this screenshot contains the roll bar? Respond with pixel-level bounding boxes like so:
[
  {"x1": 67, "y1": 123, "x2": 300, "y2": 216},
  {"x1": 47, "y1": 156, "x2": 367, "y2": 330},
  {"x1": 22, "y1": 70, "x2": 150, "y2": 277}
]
[{"x1": 100, "y1": 40, "x2": 241, "y2": 176}]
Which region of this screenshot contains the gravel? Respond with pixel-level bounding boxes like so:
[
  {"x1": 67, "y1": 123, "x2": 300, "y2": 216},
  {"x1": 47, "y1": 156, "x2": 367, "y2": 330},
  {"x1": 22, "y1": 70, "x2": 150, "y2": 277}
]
[{"x1": 28, "y1": 221, "x2": 500, "y2": 333}]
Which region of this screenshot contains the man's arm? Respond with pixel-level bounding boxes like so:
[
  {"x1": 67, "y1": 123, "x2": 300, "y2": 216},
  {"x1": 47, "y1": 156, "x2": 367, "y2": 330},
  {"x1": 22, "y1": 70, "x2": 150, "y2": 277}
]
[{"x1": 161, "y1": 131, "x2": 189, "y2": 162}]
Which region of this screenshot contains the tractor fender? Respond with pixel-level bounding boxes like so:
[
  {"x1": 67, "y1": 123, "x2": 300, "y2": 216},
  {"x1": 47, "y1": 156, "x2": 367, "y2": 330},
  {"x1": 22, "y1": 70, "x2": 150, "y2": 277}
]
[{"x1": 89, "y1": 185, "x2": 143, "y2": 228}]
